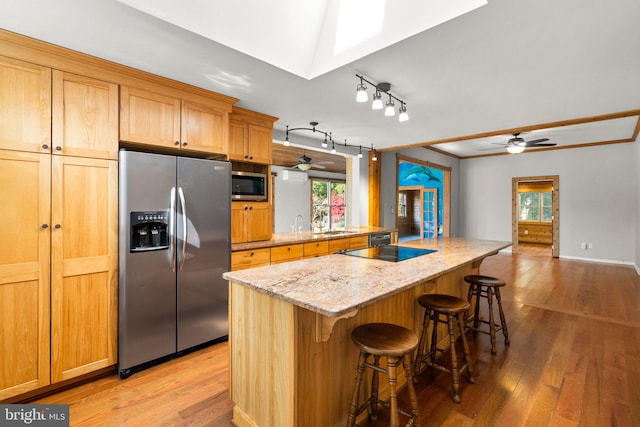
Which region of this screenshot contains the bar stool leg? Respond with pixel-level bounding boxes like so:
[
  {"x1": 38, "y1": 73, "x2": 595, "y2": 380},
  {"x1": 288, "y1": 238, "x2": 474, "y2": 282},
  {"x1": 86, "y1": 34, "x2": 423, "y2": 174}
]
[
  {"x1": 446, "y1": 314, "x2": 463, "y2": 403},
  {"x1": 495, "y1": 287, "x2": 510, "y2": 345},
  {"x1": 428, "y1": 311, "x2": 438, "y2": 365},
  {"x1": 347, "y1": 351, "x2": 368, "y2": 427},
  {"x1": 457, "y1": 312, "x2": 475, "y2": 384},
  {"x1": 402, "y1": 354, "x2": 422, "y2": 427},
  {"x1": 486, "y1": 287, "x2": 497, "y2": 355},
  {"x1": 387, "y1": 356, "x2": 400, "y2": 427},
  {"x1": 414, "y1": 308, "x2": 431, "y2": 381},
  {"x1": 370, "y1": 355, "x2": 381, "y2": 421}
]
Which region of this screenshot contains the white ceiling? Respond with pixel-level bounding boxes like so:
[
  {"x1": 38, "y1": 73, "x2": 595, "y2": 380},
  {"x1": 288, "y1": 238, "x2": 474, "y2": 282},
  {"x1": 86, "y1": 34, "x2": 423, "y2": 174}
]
[{"x1": 1, "y1": 0, "x2": 639, "y2": 158}]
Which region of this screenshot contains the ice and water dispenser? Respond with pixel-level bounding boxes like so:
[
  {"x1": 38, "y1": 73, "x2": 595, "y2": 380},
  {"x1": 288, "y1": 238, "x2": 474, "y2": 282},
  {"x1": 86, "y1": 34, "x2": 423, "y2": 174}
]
[{"x1": 130, "y1": 211, "x2": 169, "y2": 252}]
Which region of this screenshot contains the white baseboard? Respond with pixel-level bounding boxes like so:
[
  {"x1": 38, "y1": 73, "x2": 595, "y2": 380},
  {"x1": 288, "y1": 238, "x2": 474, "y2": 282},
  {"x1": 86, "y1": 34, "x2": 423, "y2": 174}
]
[{"x1": 559, "y1": 254, "x2": 636, "y2": 267}]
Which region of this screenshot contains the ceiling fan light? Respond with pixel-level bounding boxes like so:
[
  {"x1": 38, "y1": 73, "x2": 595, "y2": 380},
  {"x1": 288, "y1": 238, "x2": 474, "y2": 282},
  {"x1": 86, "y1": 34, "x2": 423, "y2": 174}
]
[
  {"x1": 371, "y1": 91, "x2": 383, "y2": 110},
  {"x1": 297, "y1": 163, "x2": 312, "y2": 171},
  {"x1": 507, "y1": 145, "x2": 525, "y2": 154}
]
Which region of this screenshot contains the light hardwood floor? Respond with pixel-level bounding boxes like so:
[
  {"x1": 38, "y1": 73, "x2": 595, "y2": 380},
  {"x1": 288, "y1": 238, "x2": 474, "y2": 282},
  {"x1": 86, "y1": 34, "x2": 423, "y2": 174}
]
[{"x1": 29, "y1": 250, "x2": 640, "y2": 426}]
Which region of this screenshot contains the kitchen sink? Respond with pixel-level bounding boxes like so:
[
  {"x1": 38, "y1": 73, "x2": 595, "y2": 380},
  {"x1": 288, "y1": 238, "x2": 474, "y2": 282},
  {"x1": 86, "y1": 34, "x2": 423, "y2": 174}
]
[{"x1": 311, "y1": 230, "x2": 357, "y2": 236}]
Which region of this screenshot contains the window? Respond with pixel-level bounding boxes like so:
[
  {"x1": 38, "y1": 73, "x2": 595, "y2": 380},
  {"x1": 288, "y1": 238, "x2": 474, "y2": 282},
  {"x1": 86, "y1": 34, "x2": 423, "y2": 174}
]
[
  {"x1": 398, "y1": 193, "x2": 407, "y2": 218},
  {"x1": 311, "y1": 179, "x2": 346, "y2": 232},
  {"x1": 519, "y1": 191, "x2": 552, "y2": 222}
]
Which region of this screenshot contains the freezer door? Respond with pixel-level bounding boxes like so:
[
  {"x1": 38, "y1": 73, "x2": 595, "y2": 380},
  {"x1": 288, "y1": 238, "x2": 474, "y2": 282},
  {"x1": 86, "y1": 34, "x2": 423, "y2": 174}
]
[
  {"x1": 118, "y1": 151, "x2": 177, "y2": 370},
  {"x1": 176, "y1": 157, "x2": 230, "y2": 351}
]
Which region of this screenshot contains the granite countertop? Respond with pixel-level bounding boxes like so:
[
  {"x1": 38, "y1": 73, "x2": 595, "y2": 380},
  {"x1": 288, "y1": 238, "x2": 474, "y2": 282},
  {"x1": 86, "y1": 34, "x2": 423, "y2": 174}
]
[
  {"x1": 223, "y1": 237, "x2": 511, "y2": 317},
  {"x1": 231, "y1": 226, "x2": 394, "y2": 251}
]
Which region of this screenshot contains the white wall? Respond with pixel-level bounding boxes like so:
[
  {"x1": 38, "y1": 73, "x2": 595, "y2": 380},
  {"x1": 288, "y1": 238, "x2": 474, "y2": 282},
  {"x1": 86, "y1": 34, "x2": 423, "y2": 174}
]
[
  {"x1": 380, "y1": 147, "x2": 462, "y2": 236},
  {"x1": 460, "y1": 143, "x2": 637, "y2": 263},
  {"x1": 272, "y1": 165, "x2": 358, "y2": 233}
]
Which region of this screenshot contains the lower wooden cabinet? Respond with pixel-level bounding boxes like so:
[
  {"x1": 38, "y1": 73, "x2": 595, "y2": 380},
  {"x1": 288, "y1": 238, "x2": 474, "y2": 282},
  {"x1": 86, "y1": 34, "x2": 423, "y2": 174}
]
[
  {"x1": 303, "y1": 241, "x2": 329, "y2": 258},
  {"x1": 271, "y1": 244, "x2": 304, "y2": 264},
  {"x1": 231, "y1": 248, "x2": 271, "y2": 271},
  {"x1": 0, "y1": 151, "x2": 118, "y2": 400}
]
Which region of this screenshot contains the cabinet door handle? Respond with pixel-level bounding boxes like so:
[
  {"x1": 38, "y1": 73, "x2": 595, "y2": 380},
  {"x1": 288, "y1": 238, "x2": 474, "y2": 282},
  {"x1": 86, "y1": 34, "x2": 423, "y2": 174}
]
[
  {"x1": 182, "y1": 142, "x2": 188, "y2": 146},
  {"x1": 244, "y1": 206, "x2": 249, "y2": 211},
  {"x1": 175, "y1": 141, "x2": 180, "y2": 146},
  {"x1": 42, "y1": 144, "x2": 49, "y2": 150},
  {"x1": 250, "y1": 252, "x2": 254, "y2": 256},
  {"x1": 41, "y1": 224, "x2": 48, "y2": 229},
  {"x1": 55, "y1": 146, "x2": 62, "y2": 151},
  {"x1": 54, "y1": 224, "x2": 61, "y2": 229},
  {"x1": 249, "y1": 206, "x2": 253, "y2": 210}
]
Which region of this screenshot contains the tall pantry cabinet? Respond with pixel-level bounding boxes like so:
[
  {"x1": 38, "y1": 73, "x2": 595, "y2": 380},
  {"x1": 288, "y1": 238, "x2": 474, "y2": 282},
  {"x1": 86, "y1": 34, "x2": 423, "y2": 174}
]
[{"x1": 0, "y1": 57, "x2": 118, "y2": 400}]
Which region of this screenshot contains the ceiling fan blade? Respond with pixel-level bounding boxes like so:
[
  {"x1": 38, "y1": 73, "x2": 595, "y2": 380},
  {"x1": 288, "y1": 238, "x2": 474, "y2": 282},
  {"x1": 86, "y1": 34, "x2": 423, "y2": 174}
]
[
  {"x1": 478, "y1": 146, "x2": 505, "y2": 151},
  {"x1": 310, "y1": 163, "x2": 326, "y2": 169},
  {"x1": 523, "y1": 138, "x2": 550, "y2": 146},
  {"x1": 529, "y1": 143, "x2": 556, "y2": 147}
]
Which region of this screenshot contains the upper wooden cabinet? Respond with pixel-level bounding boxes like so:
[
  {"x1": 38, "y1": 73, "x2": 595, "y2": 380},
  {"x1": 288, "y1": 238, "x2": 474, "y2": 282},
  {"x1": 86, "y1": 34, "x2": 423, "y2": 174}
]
[
  {"x1": 228, "y1": 107, "x2": 278, "y2": 164},
  {"x1": 120, "y1": 86, "x2": 230, "y2": 155},
  {"x1": 0, "y1": 56, "x2": 51, "y2": 154},
  {"x1": 52, "y1": 71, "x2": 119, "y2": 160}
]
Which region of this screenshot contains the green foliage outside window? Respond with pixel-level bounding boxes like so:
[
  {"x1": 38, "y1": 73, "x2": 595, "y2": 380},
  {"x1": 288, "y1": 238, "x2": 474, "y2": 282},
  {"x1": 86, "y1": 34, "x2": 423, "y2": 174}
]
[
  {"x1": 520, "y1": 192, "x2": 552, "y2": 222},
  {"x1": 311, "y1": 179, "x2": 346, "y2": 232}
]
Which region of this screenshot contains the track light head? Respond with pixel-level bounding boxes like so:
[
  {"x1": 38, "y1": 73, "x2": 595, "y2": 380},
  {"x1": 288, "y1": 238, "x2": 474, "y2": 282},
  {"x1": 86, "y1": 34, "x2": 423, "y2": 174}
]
[
  {"x1": 398, "y1": 103, "x2": 409, "y2": 122},
  {"x1": 372, "y1": 91, "x2": 383, "y2": 110},
  {"x1": 356, "y1": 77, "x2": 368, "y2": 102},
  {"x1": 384, "y1": 95, "x2": 395, "y2": 117}
]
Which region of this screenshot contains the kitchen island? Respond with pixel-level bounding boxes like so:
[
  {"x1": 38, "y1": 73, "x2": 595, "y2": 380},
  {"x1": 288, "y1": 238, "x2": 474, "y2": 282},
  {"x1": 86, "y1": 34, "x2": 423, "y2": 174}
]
[{"x1": 223, "y1": 237, "x2": 511, "y2": 427}]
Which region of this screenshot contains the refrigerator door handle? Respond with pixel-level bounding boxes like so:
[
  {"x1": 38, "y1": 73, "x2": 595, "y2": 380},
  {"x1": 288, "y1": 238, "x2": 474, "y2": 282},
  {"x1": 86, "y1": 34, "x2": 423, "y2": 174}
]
[
  {"x1": 169, "y1": 187, "x2": 176, "y2": 272},
  {"x1": 178, "y1": 186, "x2": 187, "y2": 271}
]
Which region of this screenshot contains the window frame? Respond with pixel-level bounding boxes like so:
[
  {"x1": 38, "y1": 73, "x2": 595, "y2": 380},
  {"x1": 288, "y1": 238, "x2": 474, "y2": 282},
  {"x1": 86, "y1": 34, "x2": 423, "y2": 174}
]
[{"x1": 309, "y1": 177, "x2": 347, "y2": 232}]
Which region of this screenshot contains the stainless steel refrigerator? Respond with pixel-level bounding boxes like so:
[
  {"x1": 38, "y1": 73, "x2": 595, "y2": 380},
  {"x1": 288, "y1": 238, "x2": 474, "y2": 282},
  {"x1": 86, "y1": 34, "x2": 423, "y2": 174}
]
[{"x1": 118, "y1": 150, "x2": 230, "y2": 378}]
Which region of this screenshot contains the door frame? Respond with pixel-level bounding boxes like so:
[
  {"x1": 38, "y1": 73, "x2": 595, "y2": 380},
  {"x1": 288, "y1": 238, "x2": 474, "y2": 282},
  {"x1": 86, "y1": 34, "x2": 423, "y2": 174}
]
[{"x1": 511, "y1": 175, "x2": 559, "y2": 257}]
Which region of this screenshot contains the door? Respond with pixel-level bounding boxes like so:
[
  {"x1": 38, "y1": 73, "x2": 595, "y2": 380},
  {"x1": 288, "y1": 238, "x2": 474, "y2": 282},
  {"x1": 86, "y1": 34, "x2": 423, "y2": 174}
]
[
  {"x1": 421, "y1": 189, "x2": 438, "y2": 239},
  {"x1": 50, "y1": 156, "x2": 118, "y2": 382},
  {"x1": 52, "y1": 71, "x2": 119, "y2": 160},
  {"x1": 176, "y1": 158, "x2": 230, "y2": 350},
  {"x1": 0, "y1": 56, "x2": 51, "y2": 154},
  {"x1": 120, "y1": 86, "x2": 181, "y2": 148},
  {"x1": 118, "y1": 151, "x2": 177, "y2": 370},
  {"x1": 0, "y1": 150, "x2": 50, "y2": 399},
  {"x1": 181, "y1": 101, "x2": 227, "y2": 155}
]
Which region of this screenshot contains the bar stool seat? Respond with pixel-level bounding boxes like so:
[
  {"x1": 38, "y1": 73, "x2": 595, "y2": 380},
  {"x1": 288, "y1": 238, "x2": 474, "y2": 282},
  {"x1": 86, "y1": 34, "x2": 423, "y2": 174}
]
[
  {"x1": 347, "y1": 323, "x2": 421, "y2": 427},
  {"x1": 414, "y1": 294, "x2": 474, "y2": 403},
  {"x1": 464, "y1": 274, "x2": 510, "y2": 355}
]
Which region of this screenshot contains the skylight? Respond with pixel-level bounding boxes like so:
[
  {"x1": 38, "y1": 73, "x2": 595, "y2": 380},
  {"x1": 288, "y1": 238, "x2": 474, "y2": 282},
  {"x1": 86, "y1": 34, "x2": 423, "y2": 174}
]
[{"x1": 334, "y1": 0, "x2": 385, "y2": 54}]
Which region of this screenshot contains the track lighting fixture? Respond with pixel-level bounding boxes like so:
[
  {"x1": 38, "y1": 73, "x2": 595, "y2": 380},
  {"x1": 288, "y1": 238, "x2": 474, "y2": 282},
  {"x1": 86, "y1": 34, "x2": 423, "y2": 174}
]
[
  {"x1": 355, "y1": 74, "x2": 408, "y2": 122},
  {"x1": 355, "y1": 76, "x2": 368, "y2": 103},
  {"x1": 284, "y1": 122, "x2": 377, "y2": 161}
]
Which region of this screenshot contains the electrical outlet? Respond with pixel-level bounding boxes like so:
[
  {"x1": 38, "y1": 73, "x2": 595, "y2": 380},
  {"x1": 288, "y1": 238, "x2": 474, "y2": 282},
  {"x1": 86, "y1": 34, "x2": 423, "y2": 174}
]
[
  {"x1": 580, "y1": 242, "x2": 587, "y2": 250},
  {"x1": 588, "y1": 243, "x2": 593, "y2": 249}
]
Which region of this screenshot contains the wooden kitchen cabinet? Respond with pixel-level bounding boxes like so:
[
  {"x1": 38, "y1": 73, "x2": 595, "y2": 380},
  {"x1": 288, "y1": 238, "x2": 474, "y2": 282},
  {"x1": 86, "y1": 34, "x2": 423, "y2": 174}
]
[
  {"x1": 0, "y1": 153, "x2": 118, "y2": 399},
  {"x1": 303, "y1": 241, "x2": 329, "y2": 258},
  {"x1": 120, "y1": 86, "x2": 229, "y2": 155},
  {"x1": 231, "y1": 248, "x2": 271, "y2": 271},
  {"x1": 50, "y1": 156, "x2": 118, "y2": 383},
  {"x1": 231, "y1": 202, "x2": 273, "y2": 243},
  {"x1": 271, "y1": 244, "x2": 304, "y2": 264},
  {"x1": 0, "y1": 55, "x2": 51, "y2": 154},
  {"x1": 228, "y1": 107, "x2": 277, "y2": 164},
  {"x1": 52, "y1": 71, "x2": 119, "y2": 160},
  {"x1": 0, "y1": 150, "x2": 51, "y2": 400}
]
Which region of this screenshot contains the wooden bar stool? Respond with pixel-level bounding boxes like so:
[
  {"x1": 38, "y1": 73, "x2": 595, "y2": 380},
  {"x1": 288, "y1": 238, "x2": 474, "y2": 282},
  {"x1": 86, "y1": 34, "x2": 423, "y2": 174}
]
[
  {"x1": 414, "y1": 294, "x2": 474, "y2": 403},
  {"x1": 347, "y1": 323, "x2": 421, "y2": 427},
  {"x1": 464, "y1": 274, "x2": 510, "y2": 355}
]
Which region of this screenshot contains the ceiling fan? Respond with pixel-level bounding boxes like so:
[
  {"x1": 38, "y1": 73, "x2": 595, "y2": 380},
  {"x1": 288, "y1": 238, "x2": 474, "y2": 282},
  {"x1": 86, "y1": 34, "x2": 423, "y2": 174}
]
[
  {"x1": 481, "y1": 132, "x2": 556, "y2": 153},
  {"x1": 291, "y1": 151, "x2": 326, "y2": 171}
]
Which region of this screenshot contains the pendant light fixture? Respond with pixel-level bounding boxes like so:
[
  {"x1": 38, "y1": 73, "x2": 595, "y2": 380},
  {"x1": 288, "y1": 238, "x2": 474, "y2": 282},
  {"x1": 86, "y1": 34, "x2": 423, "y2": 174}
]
[
  {"x1": 355, "y1": 74, "x2": 408, "y2": 122},
  {"x1": 355, "y1": 76, "x2": 368, "y2": 103},
  {"x1": 285, "y1": 122, "x2": 377, "y2": 161}
]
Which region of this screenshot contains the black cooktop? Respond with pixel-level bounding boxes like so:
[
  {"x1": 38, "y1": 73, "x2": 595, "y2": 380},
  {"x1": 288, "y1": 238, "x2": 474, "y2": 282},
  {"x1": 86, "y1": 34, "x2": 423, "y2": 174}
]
[{"x1": 338, "y1": 245, "x2": 437, "y2": 262}]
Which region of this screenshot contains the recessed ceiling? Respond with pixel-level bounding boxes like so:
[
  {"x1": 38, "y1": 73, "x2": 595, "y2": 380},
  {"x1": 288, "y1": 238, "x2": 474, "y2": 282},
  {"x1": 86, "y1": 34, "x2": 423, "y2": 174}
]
[
  {"x1": 117, "y1": 0, "x2": 487, "y2": 79},
  {"x1": 423, "y1": 112, "x2": 640, "y2": 159}
]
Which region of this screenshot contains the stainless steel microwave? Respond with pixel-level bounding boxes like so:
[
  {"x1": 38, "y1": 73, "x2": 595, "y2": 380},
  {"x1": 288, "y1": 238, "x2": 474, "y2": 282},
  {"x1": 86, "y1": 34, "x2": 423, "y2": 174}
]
[{"x1": 231, "y1": 171, "x2": 267, "y2": 201}]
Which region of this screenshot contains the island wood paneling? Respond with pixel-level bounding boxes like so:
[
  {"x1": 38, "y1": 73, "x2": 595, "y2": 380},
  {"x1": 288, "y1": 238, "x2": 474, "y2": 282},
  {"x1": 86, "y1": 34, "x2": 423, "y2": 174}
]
[{"x1": 229, "y1": 259, "x2": 479, "y2": 427}]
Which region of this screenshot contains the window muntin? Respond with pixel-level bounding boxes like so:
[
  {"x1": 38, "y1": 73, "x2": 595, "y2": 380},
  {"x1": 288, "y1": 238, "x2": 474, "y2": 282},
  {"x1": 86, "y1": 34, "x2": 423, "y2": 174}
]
[{"x1": 311, "y1": 179, "x2": 346, "y2": 232}]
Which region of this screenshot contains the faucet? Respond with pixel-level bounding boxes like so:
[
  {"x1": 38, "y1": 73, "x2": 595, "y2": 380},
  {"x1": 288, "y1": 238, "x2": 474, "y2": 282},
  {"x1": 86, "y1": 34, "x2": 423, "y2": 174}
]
[{"x1": 295, "y1": 214, "x2": 304, "y2": 234}]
